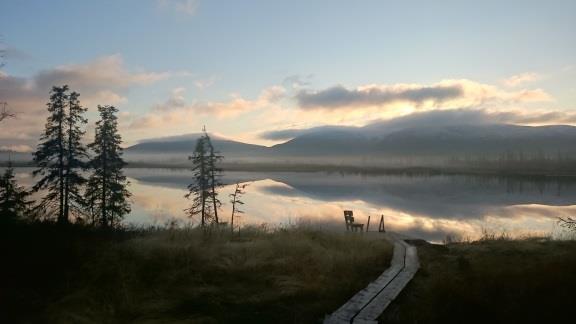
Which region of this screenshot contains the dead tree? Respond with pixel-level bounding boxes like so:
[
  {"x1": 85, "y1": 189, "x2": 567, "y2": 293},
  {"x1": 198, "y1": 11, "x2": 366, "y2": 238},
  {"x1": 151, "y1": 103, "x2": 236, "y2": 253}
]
[{"x1": 229, "y1": 182, "x2": 248, "y2": 232}]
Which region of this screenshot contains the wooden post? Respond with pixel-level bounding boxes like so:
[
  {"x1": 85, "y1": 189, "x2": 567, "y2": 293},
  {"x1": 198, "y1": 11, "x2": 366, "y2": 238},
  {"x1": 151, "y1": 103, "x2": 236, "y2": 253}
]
[
  {"x1": 379, "y1": 215, "x2": 386, "y2": 233},
  {"x1": 366, "y1": 215, "x2": 371, "y2": 232}
]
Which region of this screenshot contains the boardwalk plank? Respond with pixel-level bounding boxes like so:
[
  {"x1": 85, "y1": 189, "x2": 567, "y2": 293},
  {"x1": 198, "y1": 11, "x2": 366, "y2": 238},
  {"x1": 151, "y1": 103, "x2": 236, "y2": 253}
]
[{"x1": 324, "y1": 232, "x2": 419, "y2": 324}]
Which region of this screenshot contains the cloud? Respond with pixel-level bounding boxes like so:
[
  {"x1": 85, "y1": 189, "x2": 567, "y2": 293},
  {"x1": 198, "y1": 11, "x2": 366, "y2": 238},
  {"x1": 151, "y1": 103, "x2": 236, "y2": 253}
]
[
  {"x1": 282, "y1": 74, "x2": 314, "y2": 89},
  {"x1": 259, "y1": 125, "x2": 357, "y2": 141},
  {"x1": 503, "y1": 72, "x2": 540, "y2": 87},
  {"x1": 259, "y1": 129, "x2": 308, "y2": 141},
  {"x1": 295, "y1": 79, "x2": 552, "y2": 112},
  {"x1": 158, "y1": 0, "x2": 199, "y2": 15},
  {"x1": 495, "y1": 109, "x2": 576, "y2": 125},
  {"x1": 297, "y1": 84, "x2": 462, "y2": 110},
  {"x1": 34, "y1": 54, "x2": 174, "y2": 95},
  {"x1": 0, "y1": 54, "x2": 182, "y2": 149},
  {"x1": 128, "y1": 85, "x2": 287, "y2": 129},
  {"x1": 193, "y1": 76, "x2": 217, "y2": 89}
]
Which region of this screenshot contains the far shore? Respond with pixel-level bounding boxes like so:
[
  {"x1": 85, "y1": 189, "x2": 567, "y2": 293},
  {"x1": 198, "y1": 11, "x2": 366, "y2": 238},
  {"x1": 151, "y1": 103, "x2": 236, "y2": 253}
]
[{"x1": 3, "y1": 160, "x2": 576, "y2": 178}]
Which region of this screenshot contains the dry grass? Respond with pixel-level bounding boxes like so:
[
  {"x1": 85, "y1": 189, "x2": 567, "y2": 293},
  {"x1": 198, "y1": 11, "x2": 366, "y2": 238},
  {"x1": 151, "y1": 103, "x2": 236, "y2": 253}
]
[
  {"x1": 380, "y1": 235, "x2": 576, "y2": 324},
  {"x1": 0, "y1": 222, "x2": 393, "y2": 323}
]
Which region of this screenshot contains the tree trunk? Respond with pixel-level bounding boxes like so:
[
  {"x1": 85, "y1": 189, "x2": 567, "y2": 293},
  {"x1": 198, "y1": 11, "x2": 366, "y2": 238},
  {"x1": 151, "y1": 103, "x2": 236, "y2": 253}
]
[
  {"x1": 58, "y1": 110, "x2": 66, "y2": 224},
  {"x1": 101, "y1": 142, "x2": 107, "y2": 228},
  {"x1": 64, "y1": 115, "x2": 72, "y2": 221}
]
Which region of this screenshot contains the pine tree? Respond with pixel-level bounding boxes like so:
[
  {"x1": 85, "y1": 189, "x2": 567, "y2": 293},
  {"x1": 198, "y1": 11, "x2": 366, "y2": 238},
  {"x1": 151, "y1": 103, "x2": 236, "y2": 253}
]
[
  {"x1": 0, "y1": 162, "x2": 31, "y2": 222},
  {"x1": 33, "y1": 86, "x2": 69, "y2": 223},
  {"x1": 185, "y1": 129, "x2": 224, "y2": 226},
  {"x1": 85, "y1": 105, "x2": 131, "y2": 228}
]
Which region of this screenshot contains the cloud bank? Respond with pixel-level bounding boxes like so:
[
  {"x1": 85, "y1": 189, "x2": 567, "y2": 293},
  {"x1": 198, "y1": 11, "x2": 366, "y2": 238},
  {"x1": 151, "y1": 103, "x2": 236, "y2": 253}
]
[
  {"x1": 0, "y1": 54, "x2": 182, "y2": 150},
  {"x1": 295, "y1": 79, "x2": 552, "y2": 112}
]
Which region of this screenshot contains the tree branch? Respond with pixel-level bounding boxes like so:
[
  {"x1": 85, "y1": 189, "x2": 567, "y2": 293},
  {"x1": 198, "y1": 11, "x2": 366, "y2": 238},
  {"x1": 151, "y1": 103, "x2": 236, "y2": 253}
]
[
  {"x1": 559, "y1": 217, "x2": 576, "y2": 230},
  {"x1": 0, "y1": 102, "x2": 15, "y2": 122}
]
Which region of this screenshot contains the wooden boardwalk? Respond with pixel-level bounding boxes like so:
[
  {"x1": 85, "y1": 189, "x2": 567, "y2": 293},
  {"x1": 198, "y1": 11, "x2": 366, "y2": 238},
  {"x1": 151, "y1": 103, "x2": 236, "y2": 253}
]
[{"x1": 324, "y1": 233, "x2": 419, "y2": 324}]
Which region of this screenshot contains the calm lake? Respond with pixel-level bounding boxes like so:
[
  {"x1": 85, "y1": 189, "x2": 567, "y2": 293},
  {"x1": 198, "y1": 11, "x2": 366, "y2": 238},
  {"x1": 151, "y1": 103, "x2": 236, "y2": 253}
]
[{"x1": 8, "y1": 167, "x2": 576, "y2": 242}]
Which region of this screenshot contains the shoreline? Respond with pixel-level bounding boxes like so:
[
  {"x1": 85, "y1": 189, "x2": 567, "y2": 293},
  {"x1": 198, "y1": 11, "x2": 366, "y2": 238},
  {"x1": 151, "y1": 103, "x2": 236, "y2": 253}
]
[{"x1": 4, "y1": 161, "x2": 576, "y2": 179}]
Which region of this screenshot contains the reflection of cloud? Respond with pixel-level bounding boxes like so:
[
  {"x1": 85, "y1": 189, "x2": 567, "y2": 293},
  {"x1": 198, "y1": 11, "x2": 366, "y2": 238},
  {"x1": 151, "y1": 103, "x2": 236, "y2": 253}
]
[{"x1": 124, "y1": 170, "x2": 575, "y2": 242}]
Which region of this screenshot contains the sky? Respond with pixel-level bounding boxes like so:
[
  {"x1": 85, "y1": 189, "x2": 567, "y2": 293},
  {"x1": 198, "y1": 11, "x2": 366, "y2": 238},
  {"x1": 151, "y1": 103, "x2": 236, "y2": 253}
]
[{"x1": 1, "y1": 0, "x2": 575, "y2": 151}]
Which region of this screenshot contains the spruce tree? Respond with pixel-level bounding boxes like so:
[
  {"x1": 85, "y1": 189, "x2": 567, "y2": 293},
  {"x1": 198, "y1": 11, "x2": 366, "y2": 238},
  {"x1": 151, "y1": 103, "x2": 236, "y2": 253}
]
[
  {"x1": 185, "y1": 135, "x2": 210, "y2": 226},
  {"x1": 33, "y1": 86, "x2": 69, "y2": 222},
  {"x1": 203, "y1": 130, "x2": 224, "y2": 223},
  {"x1": 0, "y1": 162, "x2": 31, "y2": 222},
  {"x1": 185, "y1": 129, "x2": 224, "y2": 226},
  {"x1": 85, "y1": 105, "x2": 131, "y2": 228},
  {"x1": 33, "y1": 85, "x2": 88, "y2": 223}
]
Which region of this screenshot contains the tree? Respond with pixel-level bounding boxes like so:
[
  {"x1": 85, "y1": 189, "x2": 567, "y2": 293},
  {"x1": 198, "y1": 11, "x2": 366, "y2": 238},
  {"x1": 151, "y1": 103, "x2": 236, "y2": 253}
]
[
  {"x1": 185, "y1": 135, "x2": 210, "y2": 226},
  {"x1": 204, "y1": 130, "x2": 224, "y2": 223},
  {"x1": 85, "y1": 105, "x2": 131, "y2": 228},
  {"x1": 0, "y1": 162, "x2": 31, "y2": 222},
  {"x1": 229, "y1": 182, "x2": 248, "y2": 232},
  {"x1": 0, "y1": 102, "x2": 15, "y2": 122},
  {"x1": 559, "y1": 217, "x2": 576, "y2": 231},
  {"x1": 33, "y1": 86, "x2": 87, "y2": 223},
  {"x1": 185, "y1": 129, "x2": 224, "y2": 227},
  {"x1": 63, "y1": 91, "x2": 88, "y2": 220},
  {"x1": 33, "y1": 86, "x2": 69, "y2": 223}
]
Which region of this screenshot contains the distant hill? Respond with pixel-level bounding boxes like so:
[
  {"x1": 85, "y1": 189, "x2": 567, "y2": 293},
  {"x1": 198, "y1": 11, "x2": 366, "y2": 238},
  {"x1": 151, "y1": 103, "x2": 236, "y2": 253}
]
[
  {"x1": 271, "y1": 123, "x2": 576, "y2": 158},
  {"x1": 124, "y1": 124, "x2": 576, "y2": 167},
  {"x1": 124, "y1": 133, "x2": 270, "y2": 165}
]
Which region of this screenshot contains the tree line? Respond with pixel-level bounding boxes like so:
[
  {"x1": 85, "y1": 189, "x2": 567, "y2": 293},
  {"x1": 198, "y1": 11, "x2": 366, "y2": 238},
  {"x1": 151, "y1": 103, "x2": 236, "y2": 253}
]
[
  {"x1": 1, "y1": 85, "x2": 130, "y2": 227},
  {"x1": 1, "y1": 85, "x2": 248, "y2": 230}
]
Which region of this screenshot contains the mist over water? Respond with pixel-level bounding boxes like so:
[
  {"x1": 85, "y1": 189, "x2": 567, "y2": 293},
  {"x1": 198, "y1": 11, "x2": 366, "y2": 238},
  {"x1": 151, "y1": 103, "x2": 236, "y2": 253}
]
[
  {"x1": 125, "y1": 169, "x2": 576, "y2": 242},
  {"x1": 7, "y1": 168, "x2": 576, "y2": 242}
]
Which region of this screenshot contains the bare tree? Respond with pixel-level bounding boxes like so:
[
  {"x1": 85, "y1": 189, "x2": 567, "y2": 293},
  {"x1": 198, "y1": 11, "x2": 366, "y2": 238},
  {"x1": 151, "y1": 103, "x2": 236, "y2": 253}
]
[
  {"x1": 559, "y1": 217, "x2": 576, "y2": 231},
  {"x1": 0, "y1": 102, "x2": 15, "y2": 122},
  {"x1": 229, "y1": 182, "x2": 248, "y2": 232}
]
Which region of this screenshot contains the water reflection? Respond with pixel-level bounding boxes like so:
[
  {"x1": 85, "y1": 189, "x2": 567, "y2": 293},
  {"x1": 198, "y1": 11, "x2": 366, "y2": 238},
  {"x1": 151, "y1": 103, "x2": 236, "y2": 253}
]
[
  {"x1": 6, "y1": 168, "x2": 576, "y2": 242},
  {"x1": 123, "y1": 169, "x2": 576, "y2": 242}
]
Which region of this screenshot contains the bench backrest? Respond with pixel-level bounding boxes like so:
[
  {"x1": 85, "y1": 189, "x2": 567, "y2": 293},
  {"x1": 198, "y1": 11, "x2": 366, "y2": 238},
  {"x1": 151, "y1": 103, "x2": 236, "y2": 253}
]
[{"x1": 344, "y1": 210, "x2": 355, "y2": 224}]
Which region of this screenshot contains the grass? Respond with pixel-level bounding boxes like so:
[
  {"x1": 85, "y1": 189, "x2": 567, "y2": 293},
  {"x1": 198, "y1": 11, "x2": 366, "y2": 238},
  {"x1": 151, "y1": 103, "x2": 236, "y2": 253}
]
[
  {"x1": 0, "y1": 222, "x2": 393, "y2": 323},
  {"x1": 380, "y1": 235, "x2": 576, "y2": 324}
]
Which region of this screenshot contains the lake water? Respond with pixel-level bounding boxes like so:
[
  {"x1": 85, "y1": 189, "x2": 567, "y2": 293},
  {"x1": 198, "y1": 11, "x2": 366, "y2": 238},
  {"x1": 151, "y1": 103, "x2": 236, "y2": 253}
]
[{"x1": 7, "y1": 168, "x2": 576, "y2": 242}]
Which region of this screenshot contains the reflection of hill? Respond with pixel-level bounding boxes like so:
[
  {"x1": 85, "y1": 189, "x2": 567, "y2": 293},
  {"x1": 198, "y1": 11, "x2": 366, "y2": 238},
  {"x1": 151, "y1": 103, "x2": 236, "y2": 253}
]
[
  {"x1": 124, "y1": 169, "x2": 267, "y2": 190},
  {"x1": 258, "y1": 173, "x2": 576, "y2": 220},
  {"x1": 126, "y1": 169, "x2": 576, "y2": 221}
]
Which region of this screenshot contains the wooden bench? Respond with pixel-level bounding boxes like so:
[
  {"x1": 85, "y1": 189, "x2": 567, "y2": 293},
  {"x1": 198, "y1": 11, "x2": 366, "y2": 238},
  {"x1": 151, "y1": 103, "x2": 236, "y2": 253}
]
[{"x1": 344, "y1": 210, "x2": 364, "y2": 232}]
